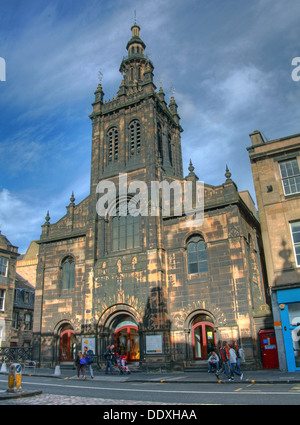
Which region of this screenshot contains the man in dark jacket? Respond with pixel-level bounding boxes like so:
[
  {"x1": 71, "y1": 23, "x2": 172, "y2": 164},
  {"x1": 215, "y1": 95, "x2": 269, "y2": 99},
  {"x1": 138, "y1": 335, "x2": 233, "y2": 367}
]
[{"x1": 104, "y1": 345, "x2": 114, "y2": 374}]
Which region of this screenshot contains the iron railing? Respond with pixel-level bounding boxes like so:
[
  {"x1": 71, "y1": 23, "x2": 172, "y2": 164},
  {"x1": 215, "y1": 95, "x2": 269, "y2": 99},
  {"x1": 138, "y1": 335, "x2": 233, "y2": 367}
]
[{"x1": 0, "y1": 347, "x2": 32, "y2": 363}]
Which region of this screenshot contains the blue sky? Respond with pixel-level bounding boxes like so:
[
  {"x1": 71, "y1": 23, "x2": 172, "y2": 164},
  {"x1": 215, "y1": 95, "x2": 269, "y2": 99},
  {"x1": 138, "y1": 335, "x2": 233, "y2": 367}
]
[{"x1": 0, "y1": 0, "x2": 300, "y2": 253}]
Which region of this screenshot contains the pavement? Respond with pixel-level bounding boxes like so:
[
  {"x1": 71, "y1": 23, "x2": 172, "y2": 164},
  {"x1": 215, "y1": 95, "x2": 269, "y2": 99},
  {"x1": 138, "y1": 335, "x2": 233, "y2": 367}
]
[{"x1": 0, "y1": 366, "x2": 299, "y2": 404}]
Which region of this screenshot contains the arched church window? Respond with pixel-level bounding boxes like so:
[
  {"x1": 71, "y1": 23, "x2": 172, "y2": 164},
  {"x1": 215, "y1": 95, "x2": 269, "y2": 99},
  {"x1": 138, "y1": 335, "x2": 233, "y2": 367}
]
[
  {"x1": 187, "y1": 235, "x2": 208, "y2": 274},
  {"x1": 112, "y1": 199, "x2": 140, "y2": 251},
  {"x1": 107, "y1": 127, "x2": 119, "y2": 162},
  {"x1": 61, "y1": 256, "x2": 75, "y2": 289},
  {"x1": 129, "y1": 120, "x2": 141, "y2": 157}
]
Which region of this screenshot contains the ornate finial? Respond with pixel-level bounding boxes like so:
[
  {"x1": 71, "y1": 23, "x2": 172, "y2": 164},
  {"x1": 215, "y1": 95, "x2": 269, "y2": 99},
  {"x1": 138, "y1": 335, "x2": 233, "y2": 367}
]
[
  {"x1": 170, "y1": 83, "x2": 175, "y2": 96},
  {"x1": 70, "y1": 191, "x2": 75, "y2": 205},
  {"x1": 45, "y1": 210, "x2": 50, "y2": 224},
  {"x1": 134, "y1": 9, "x2": 137, "y2": 25},
  {"x1": 225, "y1": 164, "x2": 232, "y2": 182},
  {"x1": 188, "y1": 159, "x2": 195, "y2": 174},
  {"x1": 185, "y1": 159, "x2": 198, "y2": 180}
]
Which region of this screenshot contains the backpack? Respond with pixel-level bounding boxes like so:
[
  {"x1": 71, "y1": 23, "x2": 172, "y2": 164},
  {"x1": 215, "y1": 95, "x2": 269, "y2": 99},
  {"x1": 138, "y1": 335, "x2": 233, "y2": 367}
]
[
  {"x1": 220, "y1": 346, "x2": 228, "y2": 361},
  {"x1": 87, "y1": 350, "x2": 94, "y2": 364}
]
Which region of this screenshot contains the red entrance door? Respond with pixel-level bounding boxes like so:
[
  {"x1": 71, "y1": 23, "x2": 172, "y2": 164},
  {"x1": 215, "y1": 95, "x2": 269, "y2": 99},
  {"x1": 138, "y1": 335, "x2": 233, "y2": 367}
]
[
  {"x1": 115, "y1": 325, "x2": 140, "y2": 362},
  {"x1": 192, "y1": 321, "x2": 216, "y2": 360},
  {"x1": 60, "y1": 328, "x2": 75, "y2": 362},
  {"x1": 259, "y1": 329, "x2": 279, "y2": 369}
]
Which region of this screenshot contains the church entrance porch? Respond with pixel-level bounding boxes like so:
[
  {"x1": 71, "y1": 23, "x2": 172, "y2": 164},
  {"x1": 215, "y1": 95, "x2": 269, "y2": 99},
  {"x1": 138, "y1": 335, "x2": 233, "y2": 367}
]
[
  {"x1": 60, "y1": 324, "x2": 76, "y2": 363},
  {"x1": 99, "y1": 310, "x2": 141, "y2": 366},
  {"x1": 191, "y1": 314, "x2": 216, "y2": 360},
  {"x1": 114, "y1": 317, "x2": 140, "y2": 362}
]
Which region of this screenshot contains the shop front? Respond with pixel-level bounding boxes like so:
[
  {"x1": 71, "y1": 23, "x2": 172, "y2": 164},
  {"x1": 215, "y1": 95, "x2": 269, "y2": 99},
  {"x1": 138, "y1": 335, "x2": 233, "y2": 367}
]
[{"x1": 277, "y1": 288, "x2": 300, "y2": 372}]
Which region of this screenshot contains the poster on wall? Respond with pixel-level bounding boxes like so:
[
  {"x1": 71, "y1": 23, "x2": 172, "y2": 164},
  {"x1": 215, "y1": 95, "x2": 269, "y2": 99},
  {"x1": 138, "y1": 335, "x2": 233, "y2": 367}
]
[
  {"x1": 82, "y1": 337, "x2": 96, "y2": 353},
  {"x1": 146, "y1": 335, "x2": 163, "y2": 354}
]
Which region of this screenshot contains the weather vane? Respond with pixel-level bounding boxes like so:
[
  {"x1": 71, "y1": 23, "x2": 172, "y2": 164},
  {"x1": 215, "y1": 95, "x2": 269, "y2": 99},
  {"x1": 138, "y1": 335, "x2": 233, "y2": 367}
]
[
  {"x1": 170, "y1": 83, "x2": 175, "y2": 96},
  {"x1": 134, "y1": 9, "x2": 137, "y2": 25},
  {"x1": 98, "y1": 70, "x2": 103, "y2": 83}
]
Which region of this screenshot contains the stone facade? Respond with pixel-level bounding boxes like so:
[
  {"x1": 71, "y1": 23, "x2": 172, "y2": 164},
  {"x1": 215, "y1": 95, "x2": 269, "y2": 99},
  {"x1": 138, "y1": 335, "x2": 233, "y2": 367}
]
[
  {"x1": 16, "y1": 241, "x2": 39, "y2": 288},
  {"x1": 248, "y1": 130, "x2": 300, "y2": 371},
  {"x1": 0, "y1": 231, "x2": 19, "y2": 347},
  {"x1": 32, "y1": 25, "x2": 271, "y2": 370},
  {"x1": 11, "y1": 274, "x2": 35, "y2": 347}
]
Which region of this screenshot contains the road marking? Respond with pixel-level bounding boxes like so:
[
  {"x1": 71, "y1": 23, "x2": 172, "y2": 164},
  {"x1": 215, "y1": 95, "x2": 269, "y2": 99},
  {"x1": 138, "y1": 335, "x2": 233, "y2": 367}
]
[{"x1": 0, "y1": 379, "x2": 299, "y2": 397}]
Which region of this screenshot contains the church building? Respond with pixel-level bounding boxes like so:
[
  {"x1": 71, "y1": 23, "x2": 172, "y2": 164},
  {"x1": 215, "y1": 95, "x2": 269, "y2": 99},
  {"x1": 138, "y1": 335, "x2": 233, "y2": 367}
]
[{"x1": 32, "y1": 24, "x2": 272, "y2": 371}]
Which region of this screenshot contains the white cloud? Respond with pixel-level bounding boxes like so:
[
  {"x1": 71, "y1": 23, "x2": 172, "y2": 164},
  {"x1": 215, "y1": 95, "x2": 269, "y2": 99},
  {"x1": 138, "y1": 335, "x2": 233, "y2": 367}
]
[{"x1": 0, "y1": 189, "x2": 43, "y2": 252}]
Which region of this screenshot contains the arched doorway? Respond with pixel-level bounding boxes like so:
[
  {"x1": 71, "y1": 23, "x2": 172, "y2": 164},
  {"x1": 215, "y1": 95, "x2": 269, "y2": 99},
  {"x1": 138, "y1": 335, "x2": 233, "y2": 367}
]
[
  {"x1": 192, "y1": 315, "x2": 216, "y2": 360},
  {"x1": 114, "y1": 316, "x2": 140, "y2": 362},
  {"x1": 60, "y1": 324, "x2": 76, "y2": 362}
]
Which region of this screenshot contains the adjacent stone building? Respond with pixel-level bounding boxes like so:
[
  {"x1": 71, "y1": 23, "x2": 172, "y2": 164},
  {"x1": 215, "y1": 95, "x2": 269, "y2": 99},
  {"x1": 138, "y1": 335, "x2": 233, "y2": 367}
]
[
  {"x1": 0, "y1": 231, "x2": 19, "y2": 347},
  {"x1": 248, "y1": 130, "x2": 300, "y2": 371},
  {"x1": 32, "y1": 24, "x2": 271, "y2": 370},
  {"x1": 11, "y1": 273, "x2": 35, "y2": 347},
  {"x1": 16, "y1": 241, "x2": 39, "y2": 288}
]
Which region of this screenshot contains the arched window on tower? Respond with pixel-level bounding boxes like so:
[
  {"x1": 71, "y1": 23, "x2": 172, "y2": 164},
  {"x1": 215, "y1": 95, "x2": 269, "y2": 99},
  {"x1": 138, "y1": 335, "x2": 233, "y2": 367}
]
[
  {"x1": 61, "y1": 256, "x2": 75, "y2": 289},
  {"x1": 107, "y1": 127, "x2": 119, "y2": 162},
  {"x1": 112, "y1": 199, "x2": 140, "y2": 251},
  {"x1": 129, "y1": 120, "x2": 141, "y2": 157},
  {"x1": 187, "y1": 235, "x2": 208, "y2": 274}
]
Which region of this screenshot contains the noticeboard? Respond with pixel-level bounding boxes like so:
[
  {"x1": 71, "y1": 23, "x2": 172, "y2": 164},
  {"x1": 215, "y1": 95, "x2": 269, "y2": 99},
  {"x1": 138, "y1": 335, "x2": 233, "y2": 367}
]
[{"x1": 146, "y1": 335, "x2": 163, "y2": 354}]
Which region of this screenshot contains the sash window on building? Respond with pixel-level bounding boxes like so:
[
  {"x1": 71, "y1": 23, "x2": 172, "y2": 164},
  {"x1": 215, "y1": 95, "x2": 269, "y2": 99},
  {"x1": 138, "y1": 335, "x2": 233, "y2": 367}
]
[
  {"x1": 291, "y1": 221, "x2": 300, "y2": 266},
  {"x1": 0, "y1": 256, "x2": 8, "y2": 277},
  {"x1": 279, "y1": 159, "x2": 300, "y2": 195}
]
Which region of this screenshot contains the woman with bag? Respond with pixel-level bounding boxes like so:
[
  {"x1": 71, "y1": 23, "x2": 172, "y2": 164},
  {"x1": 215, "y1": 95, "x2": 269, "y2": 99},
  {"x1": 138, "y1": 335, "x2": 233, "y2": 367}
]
[{"x1": 75, "y1": 350, "x2": 86, "y2": 380}]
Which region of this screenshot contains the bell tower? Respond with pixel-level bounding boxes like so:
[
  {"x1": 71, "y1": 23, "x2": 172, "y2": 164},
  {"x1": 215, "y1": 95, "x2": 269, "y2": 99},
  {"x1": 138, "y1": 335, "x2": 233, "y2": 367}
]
[{"x1": 89, "y1": 23, "x2": 184, "y2": 202}]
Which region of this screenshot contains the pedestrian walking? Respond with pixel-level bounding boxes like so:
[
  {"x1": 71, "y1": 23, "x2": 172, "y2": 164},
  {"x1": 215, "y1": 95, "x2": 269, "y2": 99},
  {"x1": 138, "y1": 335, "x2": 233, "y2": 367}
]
[
  {"x1": 104, "y1": 345, "x2": 114, "y2": 374},
  {"x1": 84, "y1": 346, "x2": 94, "y2": 379},
  {"x1": 75, "y1": 351, "x2": 86, "y2": 380},
  {"x1": 232, "y1": 341, "x2": 241, "y2": 374},
  {"x1": 229, "y1": 344, "x2": 243, "y2": 380},
  {"x1": 219, "y1": 341, "x2": 233, "y2": 381}
]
